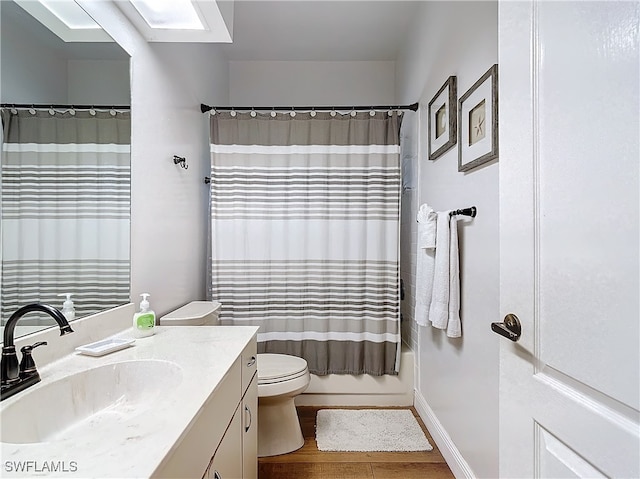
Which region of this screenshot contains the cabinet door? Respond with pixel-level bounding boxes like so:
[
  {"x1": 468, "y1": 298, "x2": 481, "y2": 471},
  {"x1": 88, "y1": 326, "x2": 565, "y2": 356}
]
[
  {"x1": 242, "y1": 376, "x2": 258, "y2": 479},
  {"x1": 208, "y1": 405, "x2": 243, "y2": 479},
  {"x1": 154, "y1": 360, "x2": 241, "y2": 479}
]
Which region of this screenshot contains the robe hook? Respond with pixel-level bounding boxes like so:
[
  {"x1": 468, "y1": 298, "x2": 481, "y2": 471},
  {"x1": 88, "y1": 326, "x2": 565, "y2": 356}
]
[{"x1": 173, "y1": 155, "x2": 188, "y2": 170}]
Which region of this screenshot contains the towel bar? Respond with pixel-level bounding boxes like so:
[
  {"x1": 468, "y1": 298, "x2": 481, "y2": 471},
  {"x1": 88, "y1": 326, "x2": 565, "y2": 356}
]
[
  {"x1": 415, "y1": 206, "x2": 477, "y2": 223},
  {"x1": 449, "y1": 206, "x2": 477, "y2": 218}
]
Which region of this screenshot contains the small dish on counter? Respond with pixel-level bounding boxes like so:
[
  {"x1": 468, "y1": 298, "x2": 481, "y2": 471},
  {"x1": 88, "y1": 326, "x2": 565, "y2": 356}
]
[{"x1": 75, "y1": 337, "x2": 135, "y2": 357}]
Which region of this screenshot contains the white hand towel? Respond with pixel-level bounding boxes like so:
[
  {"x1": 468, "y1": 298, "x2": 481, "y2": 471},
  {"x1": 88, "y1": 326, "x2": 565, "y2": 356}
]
[
  {"x1": 417, "y1": 204, "x2": 437, "y2": 249},
  {"x1": 429, "y1": 212, "x2": 451, "y2": 329},
  {"x1": 414, "y1": 204, "x2": 437, "y2": 326},
  {"x1": 447, "y1": 216, "x2": 461, "y2": 338}
]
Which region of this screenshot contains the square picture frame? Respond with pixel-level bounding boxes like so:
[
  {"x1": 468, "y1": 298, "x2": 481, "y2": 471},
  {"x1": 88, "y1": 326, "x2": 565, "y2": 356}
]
[
  {"x1": 428, "y1": 76, "x2": 457, "y2": 161},
  {"x1": 458, "y1": 64, "x2": 498, "y2": 172}
]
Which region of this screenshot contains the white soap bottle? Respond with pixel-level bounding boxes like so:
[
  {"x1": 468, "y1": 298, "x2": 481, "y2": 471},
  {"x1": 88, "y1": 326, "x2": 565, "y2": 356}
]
[
  {"x1": 58, "y1": 293, "x2": 75, "y2": 322},
  {"x1": 132, "y1": 293, "x2": 156, "y2": 338}
]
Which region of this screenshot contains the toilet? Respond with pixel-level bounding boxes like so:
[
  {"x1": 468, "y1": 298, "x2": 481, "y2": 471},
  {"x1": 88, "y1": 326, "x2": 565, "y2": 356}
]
[
  {"x1": 256, "y1": 353, "x2": 310, "y2": 457},
  {"x1": 159, "y1": 301, "x2": 311, "y2": 457}
]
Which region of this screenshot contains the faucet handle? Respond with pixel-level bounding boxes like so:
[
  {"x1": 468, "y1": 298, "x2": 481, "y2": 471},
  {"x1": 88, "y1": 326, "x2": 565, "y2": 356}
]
[
  {"x1": 19, "y1": 341, "x2": 47, "y2": 378},
  {"x1": 21, "y1": 341, "x2": 47, "y2": 353}
]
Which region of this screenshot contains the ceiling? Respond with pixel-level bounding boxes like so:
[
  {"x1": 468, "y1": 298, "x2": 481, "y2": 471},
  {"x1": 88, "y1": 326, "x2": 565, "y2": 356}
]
[
  {"x1": 217, "y1": 1, "x2": 421, "y2": 61},
  {"x1": 8, "y1": 0, "x2": 421, "y2": 62}
]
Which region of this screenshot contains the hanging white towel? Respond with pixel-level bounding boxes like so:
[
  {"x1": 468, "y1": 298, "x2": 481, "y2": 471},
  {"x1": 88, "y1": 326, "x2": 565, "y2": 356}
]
[
  {"x1": 447, "y1": 216, "x2": 461, "y2": 338},
  {"x1": 417, "y1": 204, "x2": 437, "y2": 249},
  {"x1": 428, "y1": 212, "x2": 451, "y2": 329},
  {"x1": 414, "y1": 204, "x2": 437, "y2": 326}
]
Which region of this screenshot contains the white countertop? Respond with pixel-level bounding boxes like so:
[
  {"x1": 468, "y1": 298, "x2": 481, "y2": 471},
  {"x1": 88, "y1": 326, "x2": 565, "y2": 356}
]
[{"x1": 0, "y1": 325, "x2": 258, "y2": 478}]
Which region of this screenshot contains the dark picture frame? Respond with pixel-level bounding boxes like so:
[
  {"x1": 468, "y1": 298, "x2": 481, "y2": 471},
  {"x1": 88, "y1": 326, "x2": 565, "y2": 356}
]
[
  {"x1": 428, "y1": 76, "x2": 457, "y2": 161},
  {"x1": 458, "y1": 64, "x2": 498, "y2": 172}
]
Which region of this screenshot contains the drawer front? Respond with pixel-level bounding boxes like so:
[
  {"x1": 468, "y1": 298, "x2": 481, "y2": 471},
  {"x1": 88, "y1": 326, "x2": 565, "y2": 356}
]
[
  {"x1": 153, "y1": 358, "x2": 241, "y2": 478},
  {"x1": 241, "y1": 338, "x2": 257, "y2": 395}
]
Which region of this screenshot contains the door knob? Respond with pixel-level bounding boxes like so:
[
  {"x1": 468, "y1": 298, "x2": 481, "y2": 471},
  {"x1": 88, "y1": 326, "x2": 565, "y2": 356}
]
[{"x1": 491, "y1": 314, "x2": 521, "y2": 342}]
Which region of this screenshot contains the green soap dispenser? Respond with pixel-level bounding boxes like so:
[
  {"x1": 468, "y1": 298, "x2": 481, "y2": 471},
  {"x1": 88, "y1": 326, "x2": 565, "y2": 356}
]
[{"x1": 133, "y1": 293, "x2": 156, "y2": 338}]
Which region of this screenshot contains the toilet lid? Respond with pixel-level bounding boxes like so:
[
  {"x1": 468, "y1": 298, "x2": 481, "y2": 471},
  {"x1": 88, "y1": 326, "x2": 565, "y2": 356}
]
[
  {"x1": 258, "y1": 354, "x2": 308, "y2": 384},
  {"x1": 159, "y1": 301, "x2": 221, "y2": 325}
]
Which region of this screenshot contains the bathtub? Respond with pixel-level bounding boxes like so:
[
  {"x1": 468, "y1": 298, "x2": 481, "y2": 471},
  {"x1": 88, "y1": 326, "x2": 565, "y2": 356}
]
[{"x1": 295, "y1": 347, "x2": 414, "y2": 407}]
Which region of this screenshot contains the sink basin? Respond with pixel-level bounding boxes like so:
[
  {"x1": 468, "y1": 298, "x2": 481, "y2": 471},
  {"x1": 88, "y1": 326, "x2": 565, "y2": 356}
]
[{"x1": 1, "y1": 359, "x2": 183, "y2": 444}]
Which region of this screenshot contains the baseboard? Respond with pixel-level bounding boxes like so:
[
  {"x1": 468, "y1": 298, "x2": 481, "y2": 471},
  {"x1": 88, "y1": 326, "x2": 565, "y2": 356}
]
[{"x1": 414, "y1": 390, "x2": 476, "y2": 479}]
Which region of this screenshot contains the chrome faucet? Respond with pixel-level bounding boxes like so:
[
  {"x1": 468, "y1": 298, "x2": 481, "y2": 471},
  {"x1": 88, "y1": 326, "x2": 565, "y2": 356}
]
[{"x1": 1, "y1": 303, "x2": 74, "y2": 401}]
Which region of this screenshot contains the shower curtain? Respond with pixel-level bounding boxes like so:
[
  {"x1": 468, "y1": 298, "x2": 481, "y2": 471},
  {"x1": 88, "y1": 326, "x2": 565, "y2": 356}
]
[
  {"x1": 209, "y1": 111, "x2": 402, "y2": 375},
  {"x1": 1, "y1": 108, "x2": 130, "y2": 324}
]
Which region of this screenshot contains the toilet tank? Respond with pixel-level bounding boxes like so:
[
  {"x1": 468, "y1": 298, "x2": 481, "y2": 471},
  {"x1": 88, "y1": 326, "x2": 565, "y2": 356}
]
[{"x1": 159, "y1": 301, "x2": 222, "y2": 326}]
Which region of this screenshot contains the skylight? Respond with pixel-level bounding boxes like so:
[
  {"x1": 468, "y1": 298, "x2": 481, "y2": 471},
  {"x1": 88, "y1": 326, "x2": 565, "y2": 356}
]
[
  {"x1": 130, "y1": 0, "x2": 206, "y2": 30},
  {"x1": 40, "y1": 0, "x2": 100, "y2": 30}
]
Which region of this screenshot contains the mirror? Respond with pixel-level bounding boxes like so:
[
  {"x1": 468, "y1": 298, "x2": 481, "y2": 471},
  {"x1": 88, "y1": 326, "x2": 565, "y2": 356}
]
[{"x1": 1, "y1": 0, "x2": 131, "y2": 340}]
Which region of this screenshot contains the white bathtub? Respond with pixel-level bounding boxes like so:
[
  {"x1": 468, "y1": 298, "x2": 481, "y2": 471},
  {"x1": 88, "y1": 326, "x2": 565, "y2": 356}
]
[{"x1": 295, "y1": 347, "x2": 414, "y2": 407}]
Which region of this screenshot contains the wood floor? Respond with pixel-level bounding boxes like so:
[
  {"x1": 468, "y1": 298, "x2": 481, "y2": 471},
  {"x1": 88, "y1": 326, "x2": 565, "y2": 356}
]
[{"x1": 258, "y1": 406, "x2": 455, "y2": 479}]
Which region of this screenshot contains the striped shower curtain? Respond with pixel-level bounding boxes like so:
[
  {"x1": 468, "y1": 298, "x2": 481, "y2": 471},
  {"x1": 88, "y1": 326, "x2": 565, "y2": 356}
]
[
  {"x1": 209, "y1": 111, "x2": 402, "y2": 375},
  {"x1": 1, "y1": 108, "x2": 130, "y2": 324}
]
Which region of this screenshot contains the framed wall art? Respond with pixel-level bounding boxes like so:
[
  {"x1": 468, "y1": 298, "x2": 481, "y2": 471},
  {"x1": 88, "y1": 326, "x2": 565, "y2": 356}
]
[
  {"x1": 458, "y1": 64, "x2": 498, "y2": 172},
  {"x1": 427, "y1": 75, "x2": 457, "y2": 161}
]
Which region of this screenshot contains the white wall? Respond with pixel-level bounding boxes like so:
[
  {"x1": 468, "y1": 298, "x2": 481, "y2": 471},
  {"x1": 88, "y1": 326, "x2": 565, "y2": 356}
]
[
  {"x1": 229, "y1": 61, "x2": 395, "y2": 105},
  {"x1": 80, "y1": 3, "x2": 229, "y2": 317},
  {"x1": 395, "y1": 2, "x2": 499, "y2": 478},
  {"x1": 129, "y1": 44, "x2": 229, "y2": 315}
]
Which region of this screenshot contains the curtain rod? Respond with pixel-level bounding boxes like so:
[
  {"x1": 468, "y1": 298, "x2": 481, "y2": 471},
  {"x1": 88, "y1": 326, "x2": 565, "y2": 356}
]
[
  {"x1": 200, "y1": 102, "x2": 418, "y2": 114},
  {"x1": 1, "y1": 103, "x2": 130, "y2": 110}
]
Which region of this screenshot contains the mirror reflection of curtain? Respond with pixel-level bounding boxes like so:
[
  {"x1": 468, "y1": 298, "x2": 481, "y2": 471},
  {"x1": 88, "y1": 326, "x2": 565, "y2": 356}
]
[
  {"x1": 1, "y1": 108, "x2": 130, "y2": 324},
  {"x1": 209, "y1": 111, "x2": 402, "y2": 375}
]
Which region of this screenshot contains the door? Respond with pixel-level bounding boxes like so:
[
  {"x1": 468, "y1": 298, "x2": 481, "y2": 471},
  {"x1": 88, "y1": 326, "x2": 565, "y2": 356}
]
[{"x1": 498, "y1": 1, "x2": 639, "y2": 477}]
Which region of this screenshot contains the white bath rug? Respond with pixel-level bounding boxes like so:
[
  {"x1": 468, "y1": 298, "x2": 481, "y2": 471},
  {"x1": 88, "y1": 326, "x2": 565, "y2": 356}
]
[{"x1": 315, "y1": 409, "x2": 433, "y2": 452}]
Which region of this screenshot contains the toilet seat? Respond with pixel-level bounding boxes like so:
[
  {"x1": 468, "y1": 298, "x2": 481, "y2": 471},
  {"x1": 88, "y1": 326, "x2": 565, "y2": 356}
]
[{"x1": 258, "y1": 353, "x2": 308, "y2": 385}]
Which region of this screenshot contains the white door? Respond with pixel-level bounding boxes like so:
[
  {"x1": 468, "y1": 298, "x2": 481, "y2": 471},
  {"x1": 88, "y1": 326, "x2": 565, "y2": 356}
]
[{"x1": 498, "y1": 1, "x2": 639, "y2": 477}]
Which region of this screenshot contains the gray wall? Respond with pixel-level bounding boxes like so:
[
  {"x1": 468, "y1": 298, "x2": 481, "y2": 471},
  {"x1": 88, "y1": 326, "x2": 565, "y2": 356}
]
[
  {"x1": 0, "y1": 2, "x2": 129, "y2": 105},
  {"x1": 1, "y1": 4, "x2": 67, "y2": 104},
  {"x1": 229, "y1": 61, "x2": 395, "y2": 106},
  {"x1": 395, "y1": 2, "x2": 499, "y2": 478},
  {"x1": 67, "y1": 60, "x2": 129, "y2": 105}
]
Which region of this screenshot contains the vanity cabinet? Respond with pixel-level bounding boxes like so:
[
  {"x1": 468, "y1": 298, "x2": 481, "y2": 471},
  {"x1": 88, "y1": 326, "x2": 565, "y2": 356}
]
[
  {"x1": 204, "y1": 340, "x2": 258, "y2": 479},
  {"x1": 154, "y1": 336, "x2": 257, "y2": 479}
]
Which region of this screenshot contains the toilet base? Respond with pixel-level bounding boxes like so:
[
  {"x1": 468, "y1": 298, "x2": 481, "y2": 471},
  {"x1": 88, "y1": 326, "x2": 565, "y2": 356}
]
[{"x1": 257, "y1": 396, "x2": 304, "y2": 457}]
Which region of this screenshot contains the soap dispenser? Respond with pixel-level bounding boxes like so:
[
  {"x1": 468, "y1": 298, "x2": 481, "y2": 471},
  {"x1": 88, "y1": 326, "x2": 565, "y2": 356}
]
[
  {"x1": 133, "y1": 293, "x2": 156, "y2": 338},
  {"x1": 58, "y1": 293, "x2": 75, "y2": 322}
]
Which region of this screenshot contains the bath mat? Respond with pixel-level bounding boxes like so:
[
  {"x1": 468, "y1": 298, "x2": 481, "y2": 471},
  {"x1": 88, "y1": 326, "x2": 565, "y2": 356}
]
[{"x1": 315, "y1": 409, "x2": 433, "y2": 452}]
